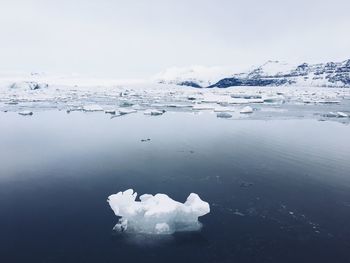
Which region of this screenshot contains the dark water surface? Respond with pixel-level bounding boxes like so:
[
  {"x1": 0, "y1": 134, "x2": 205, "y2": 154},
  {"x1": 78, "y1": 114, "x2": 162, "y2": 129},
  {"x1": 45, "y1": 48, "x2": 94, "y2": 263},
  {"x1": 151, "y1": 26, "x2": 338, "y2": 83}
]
[{"x1": 1, "y1": 111, "x2": 350, "y2": 263}]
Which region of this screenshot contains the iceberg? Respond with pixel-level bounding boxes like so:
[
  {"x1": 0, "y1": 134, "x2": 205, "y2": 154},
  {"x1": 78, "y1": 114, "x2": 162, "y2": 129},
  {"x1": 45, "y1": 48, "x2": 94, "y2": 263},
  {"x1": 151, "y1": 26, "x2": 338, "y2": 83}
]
[{"x1": 107, "y1": 189, "x2": 210, "y2": 234}]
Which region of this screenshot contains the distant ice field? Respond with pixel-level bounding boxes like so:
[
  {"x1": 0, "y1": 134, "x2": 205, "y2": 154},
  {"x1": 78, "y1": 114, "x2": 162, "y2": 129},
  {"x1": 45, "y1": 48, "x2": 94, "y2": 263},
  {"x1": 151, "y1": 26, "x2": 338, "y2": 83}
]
[{"x1": 1, "y1": 82, "x2": 350, "y2": 123}]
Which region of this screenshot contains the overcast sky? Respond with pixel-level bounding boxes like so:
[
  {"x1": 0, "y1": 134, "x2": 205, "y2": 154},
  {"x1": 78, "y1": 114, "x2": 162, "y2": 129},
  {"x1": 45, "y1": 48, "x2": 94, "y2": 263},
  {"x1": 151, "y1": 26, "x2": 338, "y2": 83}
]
[{"x1": 0, "y1": 0, "x2": 349, "y2": 78}]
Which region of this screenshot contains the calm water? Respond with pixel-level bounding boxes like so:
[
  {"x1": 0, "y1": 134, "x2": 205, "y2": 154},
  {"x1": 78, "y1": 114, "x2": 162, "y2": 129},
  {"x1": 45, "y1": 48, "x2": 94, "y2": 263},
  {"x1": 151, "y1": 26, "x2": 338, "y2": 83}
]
[{"x1": 1, "y1": 111, "x2": 350, "y2": 263}]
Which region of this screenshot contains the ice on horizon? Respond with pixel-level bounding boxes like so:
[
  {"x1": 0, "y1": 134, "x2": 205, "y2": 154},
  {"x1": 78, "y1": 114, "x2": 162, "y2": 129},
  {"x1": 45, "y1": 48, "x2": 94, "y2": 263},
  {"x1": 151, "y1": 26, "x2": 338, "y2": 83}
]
[{"x1": 107, "y1": 189, "x2": 210, "y2": 235}]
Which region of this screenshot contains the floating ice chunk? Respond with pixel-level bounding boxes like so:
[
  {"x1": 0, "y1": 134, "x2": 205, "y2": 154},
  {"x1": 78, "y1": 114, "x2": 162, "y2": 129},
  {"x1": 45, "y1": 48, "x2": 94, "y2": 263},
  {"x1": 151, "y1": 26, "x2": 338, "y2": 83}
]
[
  {"x1": 118, "y1": 108, "x2": 137, "y2": 115},
  {"x1": 10, "y1": 81, "x2": 48, "y2": 90},
  {"x1": 105, "y1": 109, "x2": 116, "y2": 114},
  {"x1": 324, "y1": 111, "x2": 348, "y2": 118},
  {"x1": 119, "y1": 101, "x2": 134, "y2": 107},
  {"x1": 240, "y1": 106, "x2": 253, "y2": 114},
  {"x1": 230, "y1": 98, "x2": 263, "y2": 104},
  {"x1": 144, "y1": 109, "x2": 164, "y2": 116},
  {"x1": 166, "y1": 104, "x2": 192, "y2": 108},
  {"x1": 192, "y1": 104, "x2": 216, "y2": 110},
  {"x1": 324, "y1": 112, "x2": 338, "y2": 117},
  {"x1": 231, "y1": 94, "x2": 262, "y2": 99},
  {"x1": 18, "y1": 110, "x2": 33, "y2": 116},
  {"x1": 216, "y1": 112, "x2": 232, "y2": 118},
  {"x1": 316, "y1": 100, "x2": 340, "y2": 104},
  {"x1": 337, "y1": 111, "x2": 348, "y2": 118},
  {"x1": 214, "y1": 106, "x2": 234, "y2": 112},
  {"x1": 107, "y1": 189, "x2": 210, "y2": 234},
  {"x1": 263, "y1": 95, "x2": 285, "y2": 103},
  {"x1": 83, "y1": 104, "x2": 104, "y2": 112}
]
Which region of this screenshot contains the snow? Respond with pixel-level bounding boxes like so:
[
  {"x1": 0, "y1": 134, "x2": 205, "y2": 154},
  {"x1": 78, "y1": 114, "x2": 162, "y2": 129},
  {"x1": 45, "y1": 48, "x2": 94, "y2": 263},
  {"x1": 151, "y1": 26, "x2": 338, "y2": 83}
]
[
  {"x1": 250, "y1": 60, "x2": 296, "y2": 77},
  {"x1": 107, "y1": 189, "x2": 210, "y2": 234},
  {"x1": 153, "y1": 65, "x2": 234, "y2": 87},
  {"x1": 240, "y1": 106, "x2": 254, "y2": 114}
]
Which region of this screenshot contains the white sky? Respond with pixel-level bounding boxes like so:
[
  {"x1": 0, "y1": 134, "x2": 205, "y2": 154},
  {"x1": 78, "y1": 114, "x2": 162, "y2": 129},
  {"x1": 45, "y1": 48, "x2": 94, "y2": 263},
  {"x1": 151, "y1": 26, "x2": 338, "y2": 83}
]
[{"x1": 0, "y1": 0, "x2": 349, "y2": 78}]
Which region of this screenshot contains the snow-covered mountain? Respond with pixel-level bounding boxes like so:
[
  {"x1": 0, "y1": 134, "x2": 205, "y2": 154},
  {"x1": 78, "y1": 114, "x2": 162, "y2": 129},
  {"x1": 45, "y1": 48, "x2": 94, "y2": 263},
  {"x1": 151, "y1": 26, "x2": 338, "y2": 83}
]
[
  {"x1": 152, "y1": 65, "x2": 233, "y2": 88},
  {"x1": 156, "y1": 59, "x2": 350, "y2": 88}
]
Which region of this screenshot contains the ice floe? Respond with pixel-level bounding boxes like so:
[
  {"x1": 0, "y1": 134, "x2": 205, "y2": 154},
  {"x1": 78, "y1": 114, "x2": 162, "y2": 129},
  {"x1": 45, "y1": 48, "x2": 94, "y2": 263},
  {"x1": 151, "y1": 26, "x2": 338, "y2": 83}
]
[{"x1": 107, "y1": 189, "x2": 210, "y2": 234}]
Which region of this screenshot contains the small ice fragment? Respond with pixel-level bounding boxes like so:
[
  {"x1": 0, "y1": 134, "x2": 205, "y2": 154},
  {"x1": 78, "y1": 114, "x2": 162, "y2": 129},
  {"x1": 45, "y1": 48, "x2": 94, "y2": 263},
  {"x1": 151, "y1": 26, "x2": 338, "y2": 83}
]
[
  {"x1": 263, "y1": 95, "x2": 285, "y2": 103},
  {"x1": 119, "y1": 101, "x2": 134, "y2": 107},
  {"x1": 324, "y1": 112, "x2": 338, "y2": 117},
  {"x1": 83, "y1": 104, "x2": 104, "y2": 112},
  {"x1": 107, "y1": 189, "x2": 210, "y2": 234},
  {"x1": 192, "y1": 104, "x2": 215, "y2": 110},
  {"x1": 105, "y1": 109, "x2": 116, "y2": 114},
  {"x1": 240, "y1": 106, "x2": 253, "y2": 114},
  {"x1": 216, "y1": 112, "x2": 232, "y2": 118},
  {"x1": 144, "y1": 109, "x2": 165, "y2": 116},
  {"x1": 337, "y1": 112, "x2": 348, "y2": 118},
  {"x1": 214, "y1": 107, "x2": 234, "y2": 112},
  {"x1": 119, "y1": 108, "x2": 137, "y2": 115},
  {"x1": 10, "y1": 81, "x2": 48, "y2": 90},
  {"x1": 233, "y1": 211, "x2": 245, "y2": 217},
  {"x1": 18, "y1": 110, "x2": 33, "y2": 116}
]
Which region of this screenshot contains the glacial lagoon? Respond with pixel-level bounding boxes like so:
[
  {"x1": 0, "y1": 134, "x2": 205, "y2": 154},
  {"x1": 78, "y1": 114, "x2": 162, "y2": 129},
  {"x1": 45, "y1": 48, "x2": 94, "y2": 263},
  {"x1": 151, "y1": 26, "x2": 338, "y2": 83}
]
[{"x1": 0, "y1": 111, "x2": 350, "y2": 262}]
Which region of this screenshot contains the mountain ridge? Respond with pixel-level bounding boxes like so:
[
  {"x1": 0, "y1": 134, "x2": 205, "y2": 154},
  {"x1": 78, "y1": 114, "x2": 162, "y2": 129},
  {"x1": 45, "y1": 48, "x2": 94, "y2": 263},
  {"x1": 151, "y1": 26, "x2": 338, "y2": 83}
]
[{"x1": 156, "y1": 59, "x2": 350, "y2": 88}]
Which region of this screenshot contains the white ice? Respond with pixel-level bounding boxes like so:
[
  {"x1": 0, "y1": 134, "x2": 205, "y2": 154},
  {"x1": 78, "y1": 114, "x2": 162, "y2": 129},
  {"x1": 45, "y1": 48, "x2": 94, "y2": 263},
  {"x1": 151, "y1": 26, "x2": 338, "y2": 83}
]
[
  {"x1": 107, "y1": 189, "x2": 210, "y2": 234},
  {"x1": 240, "y1": 106, "x2": 254, "y2": 114},
  {"x1": 337, "y1": 111, "x2": 348, "y2": 118},
  {"x1": 144, "y1": 109, "x2": 164, "y2": 116},
  {"x1": 83, "y1": 104, "x2": 104, "y2": 112}
]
